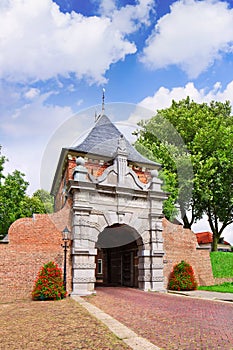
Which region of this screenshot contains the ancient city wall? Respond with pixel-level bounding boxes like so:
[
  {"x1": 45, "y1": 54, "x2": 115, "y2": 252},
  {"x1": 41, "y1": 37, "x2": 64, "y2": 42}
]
[
  {"x1": 162, "y1": 218, "x2": 215, "y2": 287},
  {"x1": 0, "y1": 201, "x2": 72, "y2": 303}
]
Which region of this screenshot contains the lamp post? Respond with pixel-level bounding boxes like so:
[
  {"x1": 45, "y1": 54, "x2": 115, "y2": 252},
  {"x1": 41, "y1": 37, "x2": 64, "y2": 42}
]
[{"x1": 62, "y1": 226, "x2": 70, "y2": 292}]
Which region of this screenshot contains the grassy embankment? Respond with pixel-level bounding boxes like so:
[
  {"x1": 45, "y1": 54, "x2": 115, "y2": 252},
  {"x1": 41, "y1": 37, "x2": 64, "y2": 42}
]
[{"x1": 198, "y1": 251, "x2": 233, "y2": 293}]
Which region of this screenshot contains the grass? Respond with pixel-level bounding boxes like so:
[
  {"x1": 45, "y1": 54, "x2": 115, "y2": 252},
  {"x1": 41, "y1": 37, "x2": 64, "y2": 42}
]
[
  {"x1": 210, "y1": 251, "x2": 233, "y2": 278},
  {"x1": 198, "y1": 251, "x2": 233, "y2": 293},
  {"x1": 198, "y1": 282, "x2": 233, "y2": 293},
  {"x1": 0, "y1": 298, "x2": 130, "y2": 350}
]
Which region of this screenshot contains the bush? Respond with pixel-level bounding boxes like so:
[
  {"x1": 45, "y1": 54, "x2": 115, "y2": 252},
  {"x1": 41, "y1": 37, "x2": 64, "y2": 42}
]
[
  {"x1": 32, "y1": 261, "x2": 66, "y2": 301},
  {"x1": 168, "y1": 260, "x2": 197, "y2": 291}
]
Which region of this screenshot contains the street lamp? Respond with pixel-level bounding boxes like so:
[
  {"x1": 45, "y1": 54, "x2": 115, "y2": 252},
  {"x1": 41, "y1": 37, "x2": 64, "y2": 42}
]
[{"x1": 62, "y1": 226, "x2": 70, "y2": 292}]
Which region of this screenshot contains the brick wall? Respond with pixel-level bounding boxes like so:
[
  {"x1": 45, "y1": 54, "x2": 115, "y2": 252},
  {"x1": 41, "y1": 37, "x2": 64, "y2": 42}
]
[
  {"x1": 0, "y1": 201, "x2": 72, "y2": 303},
  {"x1": 162, "y1": 218, "x2": 215, "y2": 287}
]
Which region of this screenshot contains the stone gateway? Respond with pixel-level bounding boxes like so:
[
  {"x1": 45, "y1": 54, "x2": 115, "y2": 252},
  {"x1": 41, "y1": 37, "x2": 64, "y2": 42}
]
[{"x1": 51, "y1": 114, "x2": 167, "y2": 295}]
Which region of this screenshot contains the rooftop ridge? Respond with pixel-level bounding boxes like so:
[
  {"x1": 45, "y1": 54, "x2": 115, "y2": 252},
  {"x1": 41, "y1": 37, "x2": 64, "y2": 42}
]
[{"x1": 70, "y1": 114, "x2": 159, "y2": 167}]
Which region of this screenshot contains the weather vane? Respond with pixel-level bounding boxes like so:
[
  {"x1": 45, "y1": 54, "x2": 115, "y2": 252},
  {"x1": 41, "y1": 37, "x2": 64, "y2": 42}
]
[{"x1": 95, "y1": 88, "x2": 106, "y2": 122}]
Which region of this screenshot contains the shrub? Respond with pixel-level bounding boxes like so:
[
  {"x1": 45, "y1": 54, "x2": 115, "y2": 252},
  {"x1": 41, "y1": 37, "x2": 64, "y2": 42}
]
[
  {"x1": 168, "y1": 260, "x2": 197, "y2": 291},
  {"x1": 32, "y1": 261, "x2": 66, "y2": 301}
]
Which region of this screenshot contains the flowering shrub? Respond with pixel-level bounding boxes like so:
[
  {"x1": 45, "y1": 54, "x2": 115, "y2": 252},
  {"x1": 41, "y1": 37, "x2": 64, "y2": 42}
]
[
  {"x1": 168, "y1": 260, "x2": 197, "y2": 291},
  {"x1": 32, "y1": 261, "x2": 66, "y2": 301}
]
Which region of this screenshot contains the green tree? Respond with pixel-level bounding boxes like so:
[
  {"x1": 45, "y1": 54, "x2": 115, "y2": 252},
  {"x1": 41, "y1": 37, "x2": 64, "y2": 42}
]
[
  {"x1": 0, "y1": 146, "x2": 7, "y2": 184},
  {"x1": 136, "y1": 98, "x2": 233, "y2": 251},
  {"x1": 0, "y1": 170, "x2": 29, "y2": 237},
  {"x1": 0, "y1": 149, "x2": 53, "y2": 239},
  {"x1": 33, "y1": 189, "x2": 54, "y2": 213},
  {"x1": 19, "y1": 196, "x2": 47, "y2": 218}
]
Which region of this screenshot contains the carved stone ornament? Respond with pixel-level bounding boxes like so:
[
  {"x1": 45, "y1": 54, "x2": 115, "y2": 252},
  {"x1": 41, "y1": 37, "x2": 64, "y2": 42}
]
[
  {"x1": 117, "y1": 134, "x2": 127, "y2": 153},
  {"x1": 73, "y1": 156, "x2": 88, "y2": 181}
]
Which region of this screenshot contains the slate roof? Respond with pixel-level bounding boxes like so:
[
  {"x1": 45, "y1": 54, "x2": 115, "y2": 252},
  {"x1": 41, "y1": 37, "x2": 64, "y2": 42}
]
[
  {"x1": 51, "y1": 114, "x2": 159, "y2": 195},
  {"x1": 68, "y1": 114, "x2": 159, "y2": 167}
]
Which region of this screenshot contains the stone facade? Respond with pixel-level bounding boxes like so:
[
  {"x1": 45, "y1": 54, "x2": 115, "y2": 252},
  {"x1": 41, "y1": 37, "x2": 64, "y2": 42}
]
[{"x1": 66, "y1": 136, "x2": 167, "y2": 295}]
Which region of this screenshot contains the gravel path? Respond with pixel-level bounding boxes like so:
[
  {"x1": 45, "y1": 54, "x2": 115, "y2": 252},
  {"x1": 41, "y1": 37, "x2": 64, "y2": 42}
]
[{"x1": 84, "y1": 287, "x2": 233, "y2": 350}]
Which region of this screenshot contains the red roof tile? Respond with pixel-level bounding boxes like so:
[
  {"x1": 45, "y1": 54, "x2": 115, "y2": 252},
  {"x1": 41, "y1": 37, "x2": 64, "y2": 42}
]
[{"x1": 196, "y1": 231, "x2": 213, "y2": 244}]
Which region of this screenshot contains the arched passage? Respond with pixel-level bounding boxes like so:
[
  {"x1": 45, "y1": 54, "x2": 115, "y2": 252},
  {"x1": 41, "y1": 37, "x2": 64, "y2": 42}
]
[{"x1": 95, "y1": 224, "x2": 142, "y2": 288}]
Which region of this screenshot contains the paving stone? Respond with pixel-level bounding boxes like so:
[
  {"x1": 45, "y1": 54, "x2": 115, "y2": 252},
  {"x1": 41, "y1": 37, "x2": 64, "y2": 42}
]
[
  {"x1": 81, "y1": 287, "x2": 233, "y2": 350},
  {"x1": 72, "y1": 295, "x2": 160, "y2": 350}
]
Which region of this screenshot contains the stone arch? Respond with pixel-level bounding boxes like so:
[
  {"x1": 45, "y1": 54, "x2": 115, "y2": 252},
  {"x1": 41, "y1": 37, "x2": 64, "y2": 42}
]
[
  {"x1": 71, "y1": 207, "x2": 165, "y2": 295},
  {"x1": 93, "y1": 212, "x2": 148, "y2": 249},
  {"x1": 95, "y1": 223, "x2": 143, "y2": 287}
]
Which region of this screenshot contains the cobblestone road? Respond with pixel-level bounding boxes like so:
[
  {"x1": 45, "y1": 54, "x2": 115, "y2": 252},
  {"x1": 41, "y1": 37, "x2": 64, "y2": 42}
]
[{"x1": 84, "y1": 287, "x2": 233, "y2": 350}]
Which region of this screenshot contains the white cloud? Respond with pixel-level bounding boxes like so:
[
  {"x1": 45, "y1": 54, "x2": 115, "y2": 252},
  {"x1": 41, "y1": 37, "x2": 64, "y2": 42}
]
[
  {"x1": 1, "y1": 92, "x2": 74, "y2": 194},
  {"x1": 99, "y1": 0, "x2": 116, "y2": 15},
  {"x1": 111, "y1": 0, "x2": 154, "y2": 33},
  {"x1": 1, "y1": 92, "x2": 72, "y2": 138},
  {"x1": 138, "y1": 81, "x2": 233, "y2": 112},
  {"x1": 0, "y1": 0, "x2": 153, "y2": 84},
  {"x1": 140, "y1": 0, "x2": 233, "y2": 78},
  {"x1": 24, "y1": 88, "x2": 40, "y2": 99}
]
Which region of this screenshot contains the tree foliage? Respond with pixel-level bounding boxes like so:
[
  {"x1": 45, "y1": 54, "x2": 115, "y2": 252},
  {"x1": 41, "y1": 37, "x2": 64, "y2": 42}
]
[
  {"x1": 0, "y1": 146, "x2": 7, "y2": 184},
  {"x1": 33, "y1": 189, "x2": 54, "y2": 214},
  {"x1": 0, "y1": 149, "x2": 54, "y2": 239},
  {"x1": 0, "y1": 169, "x2": 29, "y2": 237},
  {"x1": 136, "y1": 98, "x2": 233, "y2": 250},
  {"x1": 18, "y1": 196, "x2": 47, "y2": 218}
]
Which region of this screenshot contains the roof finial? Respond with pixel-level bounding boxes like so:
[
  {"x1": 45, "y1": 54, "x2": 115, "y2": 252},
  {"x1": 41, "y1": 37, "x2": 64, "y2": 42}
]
[{"x1": 102, "y1": 88, "x2": 105, "y2": 114}]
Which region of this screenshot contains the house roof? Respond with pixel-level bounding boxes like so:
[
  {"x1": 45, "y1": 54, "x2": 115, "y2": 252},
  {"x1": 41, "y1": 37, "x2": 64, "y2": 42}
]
[
  {"x1": 68, "y1": 114, "x2": 159, "y2": 167},
  {"x1": 196, "y1": 231, "x2": 213, "y2": 244},
  {"x1": 51, "y1": 114, "x2": 160, "y2": 195},
  {"x1": 196, "y1": 232, "x2": 231, "y2": 247}
]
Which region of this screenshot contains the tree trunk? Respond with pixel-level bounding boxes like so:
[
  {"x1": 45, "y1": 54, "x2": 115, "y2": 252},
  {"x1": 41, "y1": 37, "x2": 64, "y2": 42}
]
[
  {"x1": 211, "y1": 234, "x2": 218, "y2": 252},
  {"x1": 179, "y1": 204, "x2": 193, "y2": 229},
  {"x1": 207, "y1": 206, "x2": 219, "y2": 252},
  {"x1": 182, "y1": 213, "x2": 192, "y2": 229}
]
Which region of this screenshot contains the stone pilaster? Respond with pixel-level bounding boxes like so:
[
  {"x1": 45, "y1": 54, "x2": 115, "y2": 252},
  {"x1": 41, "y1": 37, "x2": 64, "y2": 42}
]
[{"x1": 71, "y1": 248, "x2": 97, "y2": 296}]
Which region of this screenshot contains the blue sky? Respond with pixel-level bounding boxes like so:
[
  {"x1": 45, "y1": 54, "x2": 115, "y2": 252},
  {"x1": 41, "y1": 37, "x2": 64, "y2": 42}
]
[{"x1": 1, "y1": 0, "x2": 233, "y2": 241}]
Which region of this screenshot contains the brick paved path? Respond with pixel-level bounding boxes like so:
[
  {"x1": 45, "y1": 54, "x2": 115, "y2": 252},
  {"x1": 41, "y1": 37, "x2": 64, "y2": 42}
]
[{"x1": 85, "y1": 287, "x2": 233, "y2": 350}]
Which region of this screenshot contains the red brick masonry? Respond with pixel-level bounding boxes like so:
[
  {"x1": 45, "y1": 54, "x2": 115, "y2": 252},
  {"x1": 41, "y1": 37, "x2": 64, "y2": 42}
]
[
  {"x1": 0, "y1": 201, "x2": 72, "y2": 302},
  {"x1": 162, "y1": 218, "x2": 215, "y2": 286},
  {"x1": 85, "y1": 287, "x2": 233, "y2": 350}
]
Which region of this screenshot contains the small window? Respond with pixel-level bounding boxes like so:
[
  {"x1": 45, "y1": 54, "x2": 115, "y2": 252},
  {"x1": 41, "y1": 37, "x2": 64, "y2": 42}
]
[{"x1": 97, "y1": 259, "x2": 103, "y2": 274}]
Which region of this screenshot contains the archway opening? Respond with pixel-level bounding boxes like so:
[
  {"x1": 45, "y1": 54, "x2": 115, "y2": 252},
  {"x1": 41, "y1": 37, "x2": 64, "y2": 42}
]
[{"x1": 95, "y1": 224, "x2": 141, "y2": 287}]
